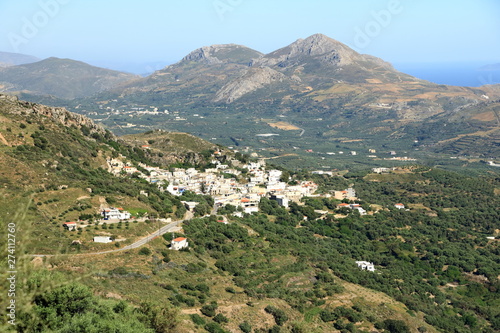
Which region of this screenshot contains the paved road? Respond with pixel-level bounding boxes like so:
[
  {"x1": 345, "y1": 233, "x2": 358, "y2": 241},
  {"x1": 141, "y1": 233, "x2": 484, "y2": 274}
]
[{"x1": 32, "y1": 218, "x2": 188, "y2": 257}]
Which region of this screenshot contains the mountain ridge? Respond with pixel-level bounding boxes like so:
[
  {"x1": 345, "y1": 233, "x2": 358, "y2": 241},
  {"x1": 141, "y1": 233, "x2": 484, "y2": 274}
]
[
  {"x1": 0, "y1": 57, "x2": 139, "y2": 99},
  {"x1": 0, "y1": 51, "x2": 39, "y2": 67}
]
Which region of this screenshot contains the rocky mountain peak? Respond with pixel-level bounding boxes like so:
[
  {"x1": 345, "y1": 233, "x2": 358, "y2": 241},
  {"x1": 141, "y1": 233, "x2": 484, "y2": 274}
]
[
  {"x1": 253, "y1": 33, "x2": 361, "y2": 68},
  {"x1": 181, "y1": 44, "x2": 262, "y2": 65}
]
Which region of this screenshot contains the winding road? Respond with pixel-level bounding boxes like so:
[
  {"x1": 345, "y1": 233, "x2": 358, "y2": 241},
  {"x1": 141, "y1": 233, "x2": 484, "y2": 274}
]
[{"x1": 32, "y1": 218, "x2": 189, "y2": 257}]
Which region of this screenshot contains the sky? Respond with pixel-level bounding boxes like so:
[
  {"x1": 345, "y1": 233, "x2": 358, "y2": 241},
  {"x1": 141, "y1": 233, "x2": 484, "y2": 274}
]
[{"x1": 0, "y1": 0, "x2": 499, "y2": 80}]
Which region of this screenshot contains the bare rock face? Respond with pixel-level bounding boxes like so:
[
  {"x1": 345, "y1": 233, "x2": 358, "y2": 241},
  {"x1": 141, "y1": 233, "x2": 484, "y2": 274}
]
[
  {"x1": 181, "y1": 46, "x2": 225, "y2": 65},
  {"x1": 214, "y1": 67, "x2": 292, "y2": 103},
  {"x1": 253, "y1": 33, "x2": 362, "y2": 68},
  {"x1": 180, "y1": 44, "x2": 262, "y2": 66},
  {"x1": 0, "y1": 93, "x2": 112, "y2": 138}
]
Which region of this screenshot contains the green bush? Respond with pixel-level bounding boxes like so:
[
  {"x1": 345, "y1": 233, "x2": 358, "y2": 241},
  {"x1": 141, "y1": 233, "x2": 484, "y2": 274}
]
[
  {"x1": 239, "y1": 321, "x2": 252, "y2": 333},
  {"x1": 201, "y1": 303, "x2": 218, "y2": 317},
  {"x1": 190, "y1": 313, "x2": 205, "y2": 326},
  {"x1": 213, "y1": 313, "x2": 229, "y2": 324},
  {"x1": 138, "y1": 247, "x2": 152, "y2": 256}
]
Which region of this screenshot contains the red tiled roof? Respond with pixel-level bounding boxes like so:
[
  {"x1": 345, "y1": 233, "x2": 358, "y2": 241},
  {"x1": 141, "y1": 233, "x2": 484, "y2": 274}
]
[
  {"x1": 63, "y1": 222, "x2": 77, "y2": 225},
  {"x1": 173, "y1": 237, "x2": 187, "y2": 242}
]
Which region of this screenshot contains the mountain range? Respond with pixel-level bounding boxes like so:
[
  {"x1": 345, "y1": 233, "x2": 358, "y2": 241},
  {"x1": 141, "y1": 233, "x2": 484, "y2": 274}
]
[
  {"x1": 0, "y1": 57, "x2": 138, "y2": 99},
  {"x1": 0, "y1": 51, "x2": 39, "y2": 67},
  {"x1": 1, "y1": 34, "x2": 499, "y2": 163}
]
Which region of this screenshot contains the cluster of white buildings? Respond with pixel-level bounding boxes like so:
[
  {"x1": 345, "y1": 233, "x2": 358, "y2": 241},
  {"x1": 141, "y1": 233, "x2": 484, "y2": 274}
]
[{"x1": 107, "y1": 156, "x2": 319, "y2": 215}]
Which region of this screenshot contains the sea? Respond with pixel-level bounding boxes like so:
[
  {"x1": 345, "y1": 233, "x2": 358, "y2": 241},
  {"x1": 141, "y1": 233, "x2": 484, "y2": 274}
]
[{"x1": 393, "y1": 62, "x2": 500, "y2": 87}]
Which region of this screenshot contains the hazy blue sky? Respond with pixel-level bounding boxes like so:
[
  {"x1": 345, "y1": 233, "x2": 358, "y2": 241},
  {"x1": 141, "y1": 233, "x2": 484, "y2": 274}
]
[{"x1": 0, "y1": 0, "x2": 499, "y2": 73}]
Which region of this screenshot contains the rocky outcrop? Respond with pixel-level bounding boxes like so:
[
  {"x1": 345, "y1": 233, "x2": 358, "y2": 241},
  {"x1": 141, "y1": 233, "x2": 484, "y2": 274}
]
[
  {"x1": 214, "y1": 67, "x2": 293, "y2": 103},
  {"x1": 0, "y1": 93, "x2": 112, "y2": 138},
  {"x1": 253, "y1": 33, "x2": 362, "y2": 68},
  {"x1": 180, "y1": 44, "x2": 262, "y2": 66},
  {"x1": 181, "y1": 46, "x2": 225, "y2": 65}
]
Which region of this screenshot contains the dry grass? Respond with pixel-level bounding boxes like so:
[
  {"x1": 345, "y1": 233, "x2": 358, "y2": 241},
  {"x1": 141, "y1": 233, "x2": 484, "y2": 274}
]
[
  {"x1": 472, "y1": 111, "x2": 497, "y2": 122},
  {"x1": 268, "y1": 121, "x2": 301, "y2": 131},
  {"x1": 365, "y1": 79, "x2": 383, "y2": 84}
]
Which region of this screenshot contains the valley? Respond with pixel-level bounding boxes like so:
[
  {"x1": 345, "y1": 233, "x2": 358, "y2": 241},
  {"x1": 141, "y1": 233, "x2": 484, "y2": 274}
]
[{"x1": 0, "y1": 32, "x2": 499, "y2": 333}]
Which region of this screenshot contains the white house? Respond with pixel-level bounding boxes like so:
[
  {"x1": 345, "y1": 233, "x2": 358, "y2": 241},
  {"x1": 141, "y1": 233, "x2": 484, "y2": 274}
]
[
  {"x1": 102, "y1": 208, "x2": 131, "y2": 220},
  {"x1": 93, "y1": 236, "x2": 113, "y2": 243},
  {"x1": 181, "y1": 201, "x2": 199, "y2": 211},
  {"x1": 394, "y1": 203, "x2": 405, "y2": 210},
  {"x1": 356, "y1": 261, "x2": 375, "y2": 272},
  {"x1": 63, "y1": 222, "x2": 77, "y2": 231},
  {"x1": 270, "y1": 194, "x2": 289, "y2": 208},
  {"x1": 244, "y1": 206, "x2": 259, "y2": 214},
  {"x1": 372, "y1": 167, "x2": 391, "y2": 174},
  {"x1": 171, "y1": 237, "x2": 189, "y2": 250}
]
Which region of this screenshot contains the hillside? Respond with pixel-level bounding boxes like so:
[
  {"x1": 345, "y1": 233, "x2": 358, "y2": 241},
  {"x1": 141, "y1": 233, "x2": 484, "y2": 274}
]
[
  {"x1": 121, "y1": 129, "x2": 220, "y2": 166},
  {"x1": 0, "y1": 57, "x2": 138, "y2": 99},
  {"x1": 0, "y1": 96, "x2": 499, "y2": 332},
  {"x1": 0, "y1": 93, "x2": 197, "y2": 254},
  {"x1": 59, "y1": 34, "x2": 500, "y2": 170},
  {"x1": 0, "y1": 51, "x2": 39, "y2": 67}
]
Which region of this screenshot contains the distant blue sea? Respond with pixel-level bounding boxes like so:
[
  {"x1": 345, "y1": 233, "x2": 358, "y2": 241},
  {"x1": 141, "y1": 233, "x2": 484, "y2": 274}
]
[{"x1": 393, "y1": 62, "x2": 500, "y2": 87}]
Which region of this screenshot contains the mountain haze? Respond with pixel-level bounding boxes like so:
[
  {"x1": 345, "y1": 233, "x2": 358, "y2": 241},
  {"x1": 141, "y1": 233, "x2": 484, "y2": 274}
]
[
  {"x1": 0, "y1": 51, "x2": 39, "y2": 67},
  {"x1": 0, "y1": 57, "x2": 138, "y2": 99},
  {"x1": 3, "y1": 34, "x2": 499, "y2": 161},
  {"x1": 92, "y1": 33, "x2": 499, "y2": 121}
]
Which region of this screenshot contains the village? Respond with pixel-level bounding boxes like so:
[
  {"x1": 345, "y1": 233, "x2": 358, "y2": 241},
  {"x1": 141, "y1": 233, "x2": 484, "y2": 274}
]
[
  {"x1": 106, "y1": 153, "x2": 326, "y2": 215},
  {"x1": 60, "y1": 151, "x2": 409, "y2": 272},
  {"x1": 100, "y1": 152, "x2": 409, "y2": 222}
]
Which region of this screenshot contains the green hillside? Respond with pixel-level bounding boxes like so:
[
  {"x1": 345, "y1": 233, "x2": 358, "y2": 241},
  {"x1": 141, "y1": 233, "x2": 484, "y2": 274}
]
[{"x1": 0, "y1": 96, "x2": 499, "y2": 332}]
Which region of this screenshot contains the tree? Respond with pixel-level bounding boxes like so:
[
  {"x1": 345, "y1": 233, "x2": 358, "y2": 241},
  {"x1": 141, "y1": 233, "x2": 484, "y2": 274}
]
[
  {"x1": 213, "y1": 313, "x2": 229, "y2": 324},
  {"x1": 239, "y1": 321, "x2": 252, "y2": 333},
  {"x1": 201, "y1": 303, "x2": 218, "y2": 317},
  {"x1": 137, "y1": 302, "x2": 179, "y2": 333},
  {"x1": 139, "y1": 247, "x2": 152, "y2": 256},
  {"x1": 383, "y1": 319, "x2": 410, "y2": 333}
]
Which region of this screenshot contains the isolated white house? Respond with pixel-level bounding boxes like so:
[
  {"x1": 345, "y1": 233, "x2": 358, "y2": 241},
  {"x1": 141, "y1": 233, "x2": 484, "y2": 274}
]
[
  {"x1": 171, "y1": 237, "x2": 189, "y2": 250},
  {"x1": 93, "y1": 236, "x2": 113, "y2": 243},
  {"x1": 394, "y1": 203, "x2": 405, "y2": 209},
  {"x1": 356, "y1": 261, "x2": 375, "y2": 272},
  {"x1": 102, "y1": 208, "x2": 131, "y2": 220},
  {"x1": 63, "y1": 222, "x2": 77, "y2": 231}
]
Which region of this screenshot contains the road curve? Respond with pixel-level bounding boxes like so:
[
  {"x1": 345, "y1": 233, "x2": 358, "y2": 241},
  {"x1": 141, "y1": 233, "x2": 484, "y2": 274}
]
[{"x1": 32, "y1": 219, "x2": 186, "y2": 257}]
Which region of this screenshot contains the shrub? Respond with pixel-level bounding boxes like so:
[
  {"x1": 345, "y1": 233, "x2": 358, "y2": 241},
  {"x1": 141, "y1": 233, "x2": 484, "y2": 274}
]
[
  {"x1": 190, "y1": 314, "x2": 205, "y2": 326},
  {"x1": 265, "y1": 305, "x2": 288, "y2": 326},
  {"x1": 138, "y1": 247, "x2": 152, "y2": 256},
  {"x1": 204, "y1": 322, "x2": 225, "y2": 333},
  {"x1": 201, "y1": 303, "x2": 218, "y2": 317},
  {"x1": 239, "y1": 321, "x2": 252, "y2": 333},
  {"x1": 383, "y1": 319, "x2": 410, "y2": 333},
  {"x1": 213, "y1": 313, "x2": 229, "y2": 324}
]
